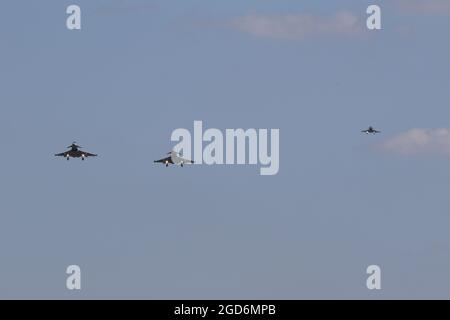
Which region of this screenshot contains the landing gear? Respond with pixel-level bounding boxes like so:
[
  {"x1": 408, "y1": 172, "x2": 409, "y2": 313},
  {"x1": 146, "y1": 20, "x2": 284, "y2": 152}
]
[
  {"x1": 181, "y1": 162, "x2": 184, "y2": 167},
  {"x1": 66, "y1": 156, "x2": 70, "y2": 161}
]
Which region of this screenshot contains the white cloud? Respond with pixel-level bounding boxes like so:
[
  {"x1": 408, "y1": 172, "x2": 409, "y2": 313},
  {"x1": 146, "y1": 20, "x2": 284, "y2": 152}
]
[
  {"x1": 376, "y1": 128, "x2": 450, "y2": 155},
  {"x1": 395, "y1": 0, "x2": 450, "y2": 13},
  {"x1": 229, "y1": 11, "x2": 362, "y2": 40}
]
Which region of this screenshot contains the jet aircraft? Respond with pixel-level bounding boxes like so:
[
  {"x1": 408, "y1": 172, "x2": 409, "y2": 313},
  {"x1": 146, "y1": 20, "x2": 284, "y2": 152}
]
[
  {"x1": 154, "y1": 151, "x2": 194, "y2": 167},
  {"x1": 361, "y1": 126, "x2": 380, "y2": 134},
  {"x1": 55, "y1": 142, "x2": 98, "y2": 160}
]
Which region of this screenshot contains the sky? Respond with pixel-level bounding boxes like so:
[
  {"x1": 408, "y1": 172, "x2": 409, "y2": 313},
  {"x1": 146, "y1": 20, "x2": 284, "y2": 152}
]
[{"x1": 0, "y1": 0, "x2": 450, "y2": 299}]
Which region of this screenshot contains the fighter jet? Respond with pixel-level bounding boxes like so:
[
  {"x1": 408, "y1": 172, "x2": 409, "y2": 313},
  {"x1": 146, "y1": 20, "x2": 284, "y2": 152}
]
[
  {"x1": 55, "y1": 142, "x2": 98, "y2": 161},
  {"x1": 154, "y1": 151, "x2": 194, "y2": 167},
  {"x1": 361, "y1": 126, "x2": 381, "y2": 134}
]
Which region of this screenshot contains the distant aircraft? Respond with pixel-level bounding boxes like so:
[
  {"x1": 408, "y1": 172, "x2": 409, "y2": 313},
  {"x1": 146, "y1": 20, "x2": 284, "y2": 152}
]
[
  {"x1": 154, "y1": 151, "x2": 194, "y2": 167},
  {"x1": 361, "y1": 126, "x2": 380, "y2": 134},
  {"x1": 55, "y1": 142, "x2": 98, "y2": 160}
]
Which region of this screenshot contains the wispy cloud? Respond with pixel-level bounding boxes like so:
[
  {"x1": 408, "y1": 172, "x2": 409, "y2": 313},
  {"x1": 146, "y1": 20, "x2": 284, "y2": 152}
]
[
  {"x1": 229, "y1": 11, "x2": 362, "y2": 40},
  {"x1": 376, "y1": 128, "x2": 450, "y2": 155},
  {"x1": 394, "y1": 0, "x2": 450, "y2": 14}
]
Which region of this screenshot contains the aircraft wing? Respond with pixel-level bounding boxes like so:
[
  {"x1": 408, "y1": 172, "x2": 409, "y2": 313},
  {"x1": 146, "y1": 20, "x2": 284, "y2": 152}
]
[
  {"x1": 180, "y1": 158, "x2": 194, "y2": 164},
  {"x1": 154, "y1": 156, "x2": 173, "y2": 164},
  {"x1": 82, "y1": 152, "x2": 97, "y2": 157},
  {"x1": 55, "y1": 151, "x2": 69, "y2": 157},
  {"x1": 374, "y1": 130, "x2": 380, "y2": 133}
]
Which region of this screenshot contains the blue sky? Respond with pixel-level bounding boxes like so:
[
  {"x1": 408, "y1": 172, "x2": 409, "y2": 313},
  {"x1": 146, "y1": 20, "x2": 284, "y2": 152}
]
[{"x1": 0, "y1": 0, "x2": 450, "y2": 299}]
